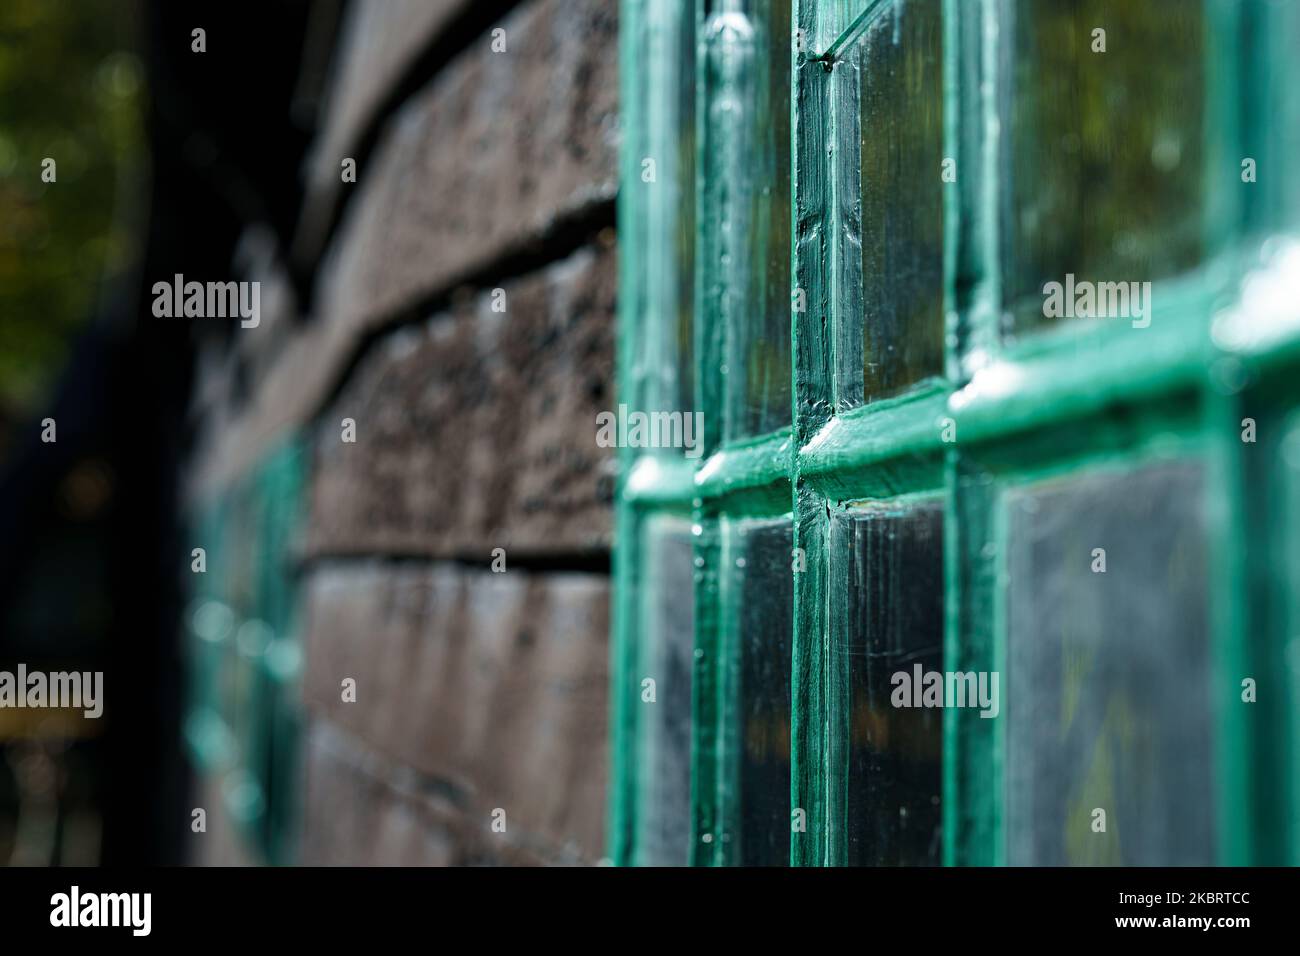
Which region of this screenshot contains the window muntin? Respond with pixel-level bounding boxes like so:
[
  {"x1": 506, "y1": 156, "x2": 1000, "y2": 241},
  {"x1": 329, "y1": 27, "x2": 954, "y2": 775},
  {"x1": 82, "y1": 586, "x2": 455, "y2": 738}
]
[
  {"x1": 626, "y1": 0, "x2": 697, "y2": 422},
  {"x1": 609, "y1": 0, "x2": 699, "y2": 867},
  {"x1": 1229, "y1": 380, "x2": 1300, "y2": 864}
]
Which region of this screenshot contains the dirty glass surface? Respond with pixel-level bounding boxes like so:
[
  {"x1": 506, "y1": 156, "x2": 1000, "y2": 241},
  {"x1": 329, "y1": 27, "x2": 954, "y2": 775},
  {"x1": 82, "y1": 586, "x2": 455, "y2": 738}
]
[
  {"x1": 1004, "y1": 0, "x2": 1205, "y2": 337},
  {"x1": 634, "y1": 514, "x2": 696, "y2": 866},
  {"x1": 721, "y1": 0, "x2": 793, "y2": 443},
  {"x1": 664, "y1": 6, "x2": 696, "y2": 421},
  {"x1": 628, "y1": 0, "x2": 695, "y2": 424},
  {"x1": 725, "y1": 516, "x2": 794, "y2": 865},
  {"x1": 858, "y1": 0, "x2": 945, "y2": 404},
  {"x1": 834, "y1": 501, "x2": 944, "y2": 865},
  {"x1": 1004, "y1": 461, "x2": 1215, "y2": 865}
]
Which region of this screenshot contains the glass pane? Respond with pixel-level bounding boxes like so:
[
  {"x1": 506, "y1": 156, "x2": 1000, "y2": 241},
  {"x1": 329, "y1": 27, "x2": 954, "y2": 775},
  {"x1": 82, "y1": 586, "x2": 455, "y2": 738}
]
[
  {"x1": 719, "y1": 0, "x2": 793, "y2": 443},
  {"x1": 835, "y1": 501, "x2": 944, "y2": 865},
  {"x1": 666, "y1": 3, "x2": 696, "y2": 419},
  {"x1": 1005, "y1": 461, "x2": 1215, "y2": 865},
  {"x1": 634, "y1": 515, "x2": 695, "y2": 865},
  {"x1": 724, "y1": 517, "x2": 794, "y2": 865},
  {"x1": 634, "y1": 0, "x2": 695, "y2": 424},
  {"x1": 1004, "y1": 0, "x2": 1205, "y2": 336},
  {"x1": 859, "y1": 0, "x2": 945, "y2": 402},
  {"x1": 1254, "y1": 0, "x2": 1300, "y2": 234}
]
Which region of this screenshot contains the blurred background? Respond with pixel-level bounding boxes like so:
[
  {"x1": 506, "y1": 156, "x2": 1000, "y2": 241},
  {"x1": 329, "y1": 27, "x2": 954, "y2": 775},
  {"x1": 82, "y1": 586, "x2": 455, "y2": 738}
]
[
  {"x1": 8, "y1": 0, "x2": 1294, "y2": 871},
  {"x1": 0, "y1": 0, "x2": 617, "y2": 865}
]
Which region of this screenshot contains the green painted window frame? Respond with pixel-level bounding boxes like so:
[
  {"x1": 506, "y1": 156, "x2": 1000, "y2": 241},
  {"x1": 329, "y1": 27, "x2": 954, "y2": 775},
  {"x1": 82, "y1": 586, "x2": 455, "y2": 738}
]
[
  {"x1": 608, "y1": 0, "x2": 700, "y2": 866},
  {"x1": 612, "y1": 0, "x2": 1300, "y2": 866},
  {"x1": 185, "y1": 435, "x2": 306, "y2": 864}
]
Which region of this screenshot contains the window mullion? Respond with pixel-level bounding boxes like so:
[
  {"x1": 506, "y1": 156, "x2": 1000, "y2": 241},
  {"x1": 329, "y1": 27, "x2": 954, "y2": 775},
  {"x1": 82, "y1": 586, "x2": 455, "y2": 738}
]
[{"x1": 790, "y1": 0, "x2": 863, "y2": 868}]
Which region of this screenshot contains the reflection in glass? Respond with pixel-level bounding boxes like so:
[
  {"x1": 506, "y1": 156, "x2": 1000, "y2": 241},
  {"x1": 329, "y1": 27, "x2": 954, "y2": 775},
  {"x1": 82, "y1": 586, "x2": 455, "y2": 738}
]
[
  {"x1": 719, "y1": 0, "x2": 793, "y2": 442},
  {"x1": 630, "y1": 0, "x2": 695, "y2": 424},
  {"x1": 726, "y1": 517, "x2": 794, "y2": 865},
  {"x1": 835, "y1": 501, "x2": 944, "y2": 865},
  {"x1": 859, "y1": 0, "x2": 945, "y2": 402},
  {"x1": 1005, "y1": 0, "x2": 1205, "y2": 335},
  {"x1": 634, "y1": 515, "x2": 695, "y2": 865},
  {"x1": 1005, "y1": 461, "x2": 1215, "y2": 865}
]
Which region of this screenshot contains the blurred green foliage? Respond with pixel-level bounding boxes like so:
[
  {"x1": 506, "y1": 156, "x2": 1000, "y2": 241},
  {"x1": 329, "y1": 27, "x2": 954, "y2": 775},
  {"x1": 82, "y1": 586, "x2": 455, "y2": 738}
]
[{"x1": 0, "y1": 0, "x2": 145, "y2": 429}]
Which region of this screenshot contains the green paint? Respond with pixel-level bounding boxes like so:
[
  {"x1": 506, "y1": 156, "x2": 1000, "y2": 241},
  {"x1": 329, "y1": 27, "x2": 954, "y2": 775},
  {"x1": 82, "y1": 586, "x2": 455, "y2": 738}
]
[
  {"x1": 614, "y1": 0, "x2": 1300, "y2": 866},
  {"x1": 609, "y1": 0, "x2": 699, "y2": 866},
  {"x1": 695, "y1": 428, "x2": 792, "y2": 506},
  {"x1": 183, "y1": 434, "x2": 306, "y2": 865}
]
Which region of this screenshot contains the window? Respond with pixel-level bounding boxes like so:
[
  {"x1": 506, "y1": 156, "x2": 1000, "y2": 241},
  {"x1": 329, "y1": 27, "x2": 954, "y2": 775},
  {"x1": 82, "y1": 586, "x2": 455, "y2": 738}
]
[
  {"x1": 185, "y1": 437, "x2": 306, "y2": 864},
  {"x1": 607, "y1": 0, "x2": 698, "y2": 866},
  {"x1": 613, "y1": 0, "x2": 1300, "y2": 866},
  {"x1": 1003, "y1": 0, "x2": 1206, "y2": 337},
  {"x1": 1003, "y1": 462, "x2": 1214, "y2": 865},
  {"x1": 835, "y1": 500, "x2": 944, "y2": 865}
]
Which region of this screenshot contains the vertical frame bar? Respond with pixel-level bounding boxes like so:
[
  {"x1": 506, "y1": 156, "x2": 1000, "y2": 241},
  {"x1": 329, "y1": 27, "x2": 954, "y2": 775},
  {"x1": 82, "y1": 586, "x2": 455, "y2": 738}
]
[
  {"x1": 789, "y1": 0, "x2": 861, "y2": 867},
  {"x1": 608, "y1": 0, "x2": 644, "y2": 863},
  {"x1": 692, "y1": 0, "x2": 796, "y2": 865},
  {"x1": 942, "y1": 0, "x2": 1002, "y2": 867},
  {"x1": 610, "y1": 0, "x2": 698, "y2": 866}
]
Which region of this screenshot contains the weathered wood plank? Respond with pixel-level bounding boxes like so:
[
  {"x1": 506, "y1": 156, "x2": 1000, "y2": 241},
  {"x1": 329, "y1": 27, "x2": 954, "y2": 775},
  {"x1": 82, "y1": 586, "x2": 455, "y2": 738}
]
[
  {"x1": 305, "y1": 241, "x2": 615, "y2": 558},
  {"x1": 299, "y1": 562, "x2": 609, "y2": 860}
]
